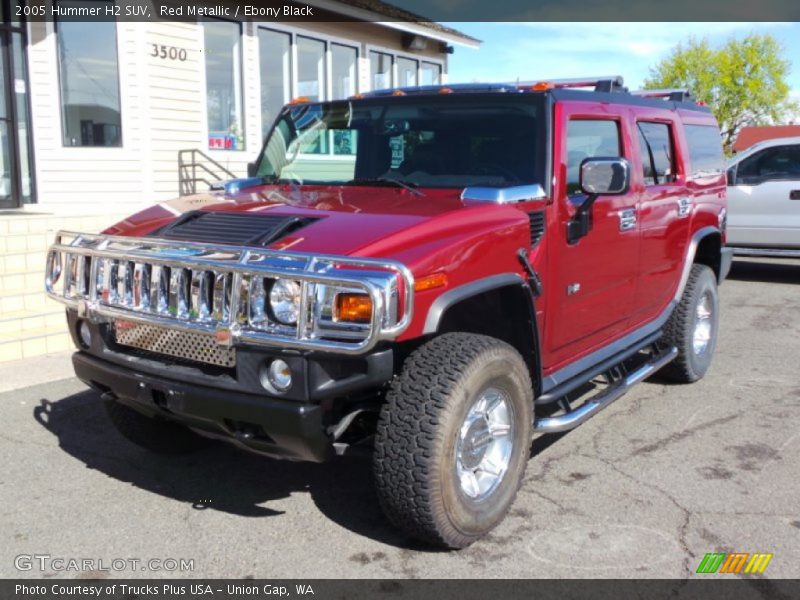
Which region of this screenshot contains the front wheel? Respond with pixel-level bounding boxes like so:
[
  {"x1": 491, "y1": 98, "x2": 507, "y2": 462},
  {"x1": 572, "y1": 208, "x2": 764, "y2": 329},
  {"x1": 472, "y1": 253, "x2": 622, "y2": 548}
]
[
  {"x1": 373, "y1": 333, "x2": 533, "y2": 548},
  {"x1": 660, "y1": 263, "x2": 720, "y2": 383}
]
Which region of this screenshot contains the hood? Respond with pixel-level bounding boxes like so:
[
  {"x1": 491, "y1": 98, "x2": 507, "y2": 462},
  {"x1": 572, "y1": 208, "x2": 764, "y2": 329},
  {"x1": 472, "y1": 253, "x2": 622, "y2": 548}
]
[{"x1": 102, "y1": 183, "x2": 530, "y2": 272}]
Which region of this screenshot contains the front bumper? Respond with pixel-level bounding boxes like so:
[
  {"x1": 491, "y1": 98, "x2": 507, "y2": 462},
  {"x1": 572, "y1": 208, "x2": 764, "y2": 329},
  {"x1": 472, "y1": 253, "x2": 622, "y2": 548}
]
[{"x1": 73, "y1": 351, "x2": 333, "y2": 462}]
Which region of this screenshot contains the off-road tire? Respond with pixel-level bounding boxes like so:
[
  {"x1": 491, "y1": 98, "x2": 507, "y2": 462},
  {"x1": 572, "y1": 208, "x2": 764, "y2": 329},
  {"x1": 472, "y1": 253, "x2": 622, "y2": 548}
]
[
  {"x1": 660, "y1": 263, "x2": 719, "y2": 383},
  {"x1": 104, "y1": 399, "x2": 211, "y2": 454},
  {"x1": 373, "y1": 333, "x2": 533, "y2": 549}
]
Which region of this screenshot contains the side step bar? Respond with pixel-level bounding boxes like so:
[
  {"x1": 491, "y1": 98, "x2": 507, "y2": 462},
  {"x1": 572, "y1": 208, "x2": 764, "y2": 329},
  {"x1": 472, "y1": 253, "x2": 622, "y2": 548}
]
[{"x1": 533, "y1": 346, "x2": 678, "y2": 434}]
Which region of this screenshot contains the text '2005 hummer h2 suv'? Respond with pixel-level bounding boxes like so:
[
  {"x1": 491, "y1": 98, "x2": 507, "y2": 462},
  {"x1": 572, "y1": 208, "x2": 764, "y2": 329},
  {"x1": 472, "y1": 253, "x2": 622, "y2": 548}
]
[{"x1": 46, "y1": 76, "x2": 732, "y2": 548}]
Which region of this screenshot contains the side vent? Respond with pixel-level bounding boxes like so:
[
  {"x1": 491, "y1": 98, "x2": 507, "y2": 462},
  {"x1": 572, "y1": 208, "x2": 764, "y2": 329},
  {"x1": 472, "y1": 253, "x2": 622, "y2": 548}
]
[{"x1": 528, "y1": 210, "x2": 545, "y2": 246}]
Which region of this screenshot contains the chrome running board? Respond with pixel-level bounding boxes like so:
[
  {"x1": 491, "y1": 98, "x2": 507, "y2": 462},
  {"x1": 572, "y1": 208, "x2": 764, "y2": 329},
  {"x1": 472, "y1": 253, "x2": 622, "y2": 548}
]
[
  {"x1": 534, "y1": 346, "x2": 678, "y2": 434},
  {"x1": 729, "y1": 246, "x2": 800, "y2": 258}
]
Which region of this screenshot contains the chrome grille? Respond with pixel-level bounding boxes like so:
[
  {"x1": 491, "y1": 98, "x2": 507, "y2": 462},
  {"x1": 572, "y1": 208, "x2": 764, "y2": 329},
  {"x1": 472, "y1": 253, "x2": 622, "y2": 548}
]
[
  {"x1": 114, "y1": 320, "x2": 236, "y2": 368},
  {"x1": 44, "y1": 231, "x2": 415, "y2": 356}
]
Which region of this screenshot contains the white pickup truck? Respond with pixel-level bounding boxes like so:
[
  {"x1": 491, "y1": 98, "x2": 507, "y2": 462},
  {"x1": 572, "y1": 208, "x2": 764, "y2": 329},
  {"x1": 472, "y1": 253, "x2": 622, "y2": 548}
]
[{"x1": 726, "y1": 136, "x2": 800, "y2": 257}]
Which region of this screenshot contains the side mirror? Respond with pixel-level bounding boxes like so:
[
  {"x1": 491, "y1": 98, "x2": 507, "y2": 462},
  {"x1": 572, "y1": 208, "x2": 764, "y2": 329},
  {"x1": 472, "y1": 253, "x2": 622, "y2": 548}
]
[
  {"x1": 567, "y1": 157, "x2": 630, "y2": 245},
  {"x1": 247, "y1": 161, "x2": 257, "y2": 178},
  {"x1": 580, "y1": 157, "x2": 630, "y2": 196},
  {"x1": 726, "y1": 166, "x2": 736, "y2": 186}
]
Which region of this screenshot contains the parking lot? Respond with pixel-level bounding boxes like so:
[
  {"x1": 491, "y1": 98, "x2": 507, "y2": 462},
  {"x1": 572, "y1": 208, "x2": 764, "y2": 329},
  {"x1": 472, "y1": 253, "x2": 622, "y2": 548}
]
[{"x1": 1, "y1": 258, "x2": 798, "y2": 579}]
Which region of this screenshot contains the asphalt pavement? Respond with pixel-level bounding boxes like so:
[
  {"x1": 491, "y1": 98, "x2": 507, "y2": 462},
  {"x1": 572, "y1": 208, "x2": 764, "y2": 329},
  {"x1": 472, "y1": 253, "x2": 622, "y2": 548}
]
[{"x1": 1, "y1": 258, "x2": 798, "y2": 579}]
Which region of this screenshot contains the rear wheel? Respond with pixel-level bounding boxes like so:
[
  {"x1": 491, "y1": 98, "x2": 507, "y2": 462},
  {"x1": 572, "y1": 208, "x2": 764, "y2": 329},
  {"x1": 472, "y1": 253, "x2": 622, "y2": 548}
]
[
  {"x1": 373, "y1": 333, "x2": 533, "y2": 548},
  {"x1": 104, "y1": 399, "x2": 211, "y2": 454},
  {"x1": 660, "y1": 263, "x2": 719, "y2": 383}
]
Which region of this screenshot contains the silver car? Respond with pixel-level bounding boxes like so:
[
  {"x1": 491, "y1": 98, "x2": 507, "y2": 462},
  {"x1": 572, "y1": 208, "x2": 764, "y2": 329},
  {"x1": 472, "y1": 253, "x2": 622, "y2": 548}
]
[{"x1": 726, "y1": 136, "x2": 800, "y2": 257}]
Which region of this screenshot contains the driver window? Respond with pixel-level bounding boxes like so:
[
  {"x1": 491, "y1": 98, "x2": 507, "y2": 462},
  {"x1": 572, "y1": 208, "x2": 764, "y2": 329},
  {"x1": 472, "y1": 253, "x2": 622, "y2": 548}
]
[
  {"x1": 566, "y1": 119, "x2": 621, "y2": 196},
  {"x1": 736, "y1": 145, "x2": 800, "y2": 185}
]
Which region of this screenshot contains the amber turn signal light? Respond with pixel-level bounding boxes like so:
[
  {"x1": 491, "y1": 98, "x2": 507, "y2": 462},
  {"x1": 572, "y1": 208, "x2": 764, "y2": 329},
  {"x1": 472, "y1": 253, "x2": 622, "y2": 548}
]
[
  {"x1": 334, "y1": 293, "x2": 373, "y2": 324},
  {"x1": 414, "y1": 272, "x2": 448, "y2": 292}
]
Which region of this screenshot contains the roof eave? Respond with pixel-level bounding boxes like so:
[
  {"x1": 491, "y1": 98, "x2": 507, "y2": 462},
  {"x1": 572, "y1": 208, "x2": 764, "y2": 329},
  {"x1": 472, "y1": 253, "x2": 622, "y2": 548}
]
[{"x1": 304, "y1": 0, "x2": 481, "y2": 49}]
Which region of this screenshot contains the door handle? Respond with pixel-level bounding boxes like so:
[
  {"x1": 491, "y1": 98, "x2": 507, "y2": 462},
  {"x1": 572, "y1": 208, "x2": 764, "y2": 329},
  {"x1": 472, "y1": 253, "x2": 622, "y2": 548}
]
[
  {"x1": 618, "y1": 208, "x2": 637, "y2": 231},
  {"x1": 790, "y1": 190, "x2": 800, "y2": 200}
]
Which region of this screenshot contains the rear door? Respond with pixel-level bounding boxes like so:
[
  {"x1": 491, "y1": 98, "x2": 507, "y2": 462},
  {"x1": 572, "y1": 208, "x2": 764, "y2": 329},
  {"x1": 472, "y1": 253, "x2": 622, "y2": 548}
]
[
  {"x1": 544, "y1": 103, "x2": 640, "y2": 367},
  {"x1": 728, "y1": 143, "x2": 800, "y2": 248},
  {"x1": 632, "y1": 116, "x2": 691, "y2": 321}
]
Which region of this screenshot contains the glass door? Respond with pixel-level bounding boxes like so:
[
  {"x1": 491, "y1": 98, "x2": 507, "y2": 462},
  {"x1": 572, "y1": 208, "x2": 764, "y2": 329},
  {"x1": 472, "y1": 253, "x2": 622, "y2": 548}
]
[{"x1": 0, "y1": 0, "x2": 35, "y2": 209}]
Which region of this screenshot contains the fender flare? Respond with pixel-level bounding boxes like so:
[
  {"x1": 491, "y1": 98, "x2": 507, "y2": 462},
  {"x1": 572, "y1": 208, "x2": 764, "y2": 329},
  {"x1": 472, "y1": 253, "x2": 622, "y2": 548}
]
[{"x1": 422, "y1": 273, "x2": 527, "y2": 334}]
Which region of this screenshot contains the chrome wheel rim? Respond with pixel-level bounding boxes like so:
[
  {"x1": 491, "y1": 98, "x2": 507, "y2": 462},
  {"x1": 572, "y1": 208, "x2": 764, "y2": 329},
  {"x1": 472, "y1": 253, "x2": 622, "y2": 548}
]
[
  {"x1": 693, "y1": 292, "x2": 713, "y2": 355},
  {"x1": 455, "y1": 387, "x2": 514, "y2": 501}
]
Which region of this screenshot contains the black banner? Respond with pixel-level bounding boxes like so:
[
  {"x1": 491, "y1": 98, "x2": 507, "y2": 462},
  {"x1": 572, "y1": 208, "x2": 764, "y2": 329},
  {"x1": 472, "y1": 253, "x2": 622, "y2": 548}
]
[
  {"x1": 4, "y1": 579, "x2": 800, "y2": 600},
  {"x1": 18, "y1": 0, "x2": 800, "y2": 22}
]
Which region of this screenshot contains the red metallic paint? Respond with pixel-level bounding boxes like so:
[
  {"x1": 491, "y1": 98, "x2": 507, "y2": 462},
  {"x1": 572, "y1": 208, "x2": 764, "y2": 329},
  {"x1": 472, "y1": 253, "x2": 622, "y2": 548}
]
[{"x1": 102, "y1": 96, "x2": 725, "y2": 381}]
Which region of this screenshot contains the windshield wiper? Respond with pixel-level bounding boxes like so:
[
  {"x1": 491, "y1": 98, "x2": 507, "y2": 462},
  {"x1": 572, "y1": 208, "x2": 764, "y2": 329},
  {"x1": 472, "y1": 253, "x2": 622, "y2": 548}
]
[{"x1": 346, "y1": 177, "x2": 425, "y2": 196}]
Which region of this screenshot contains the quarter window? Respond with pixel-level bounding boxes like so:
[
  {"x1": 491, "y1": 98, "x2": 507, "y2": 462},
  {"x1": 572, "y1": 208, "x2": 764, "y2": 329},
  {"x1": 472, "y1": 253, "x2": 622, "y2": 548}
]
[
  {"x1": 685, "y1": 124, "x2": 725, "y2": 179},
  {"x1": 204, "y1": 20, "x2": 244, "y2": 150},
  {"x1": 637, "y1": 122, "x2": 676, "y2": 185},
  {"x1": 57, "y1": 2, "x2": 122, "y2": 147},
  {"x1": 565, "y1": 120, "x2": 622, "y2": 195}
]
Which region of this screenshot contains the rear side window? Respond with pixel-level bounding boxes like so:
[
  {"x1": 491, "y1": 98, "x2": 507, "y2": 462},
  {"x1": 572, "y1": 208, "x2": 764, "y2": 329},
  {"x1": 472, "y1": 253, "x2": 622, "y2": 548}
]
[
  {"x1": 685, "y1": 125, "x2": 725, "y2": 179},
  {"x1": 637, "y1": 122, "x2": 676, "y2": 185},
  {"x1": 736, "y1": 145, "x2": 800, "y2": 184},
  {"x1": 566, "y1": 119, "x2": 622, "y2": 196}
]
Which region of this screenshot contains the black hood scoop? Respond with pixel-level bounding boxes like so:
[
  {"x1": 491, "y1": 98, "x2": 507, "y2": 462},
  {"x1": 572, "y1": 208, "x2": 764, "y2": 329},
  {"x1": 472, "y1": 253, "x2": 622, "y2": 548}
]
[{"x1": 151, "y1": 210, "x2": 318, "y2": 246}]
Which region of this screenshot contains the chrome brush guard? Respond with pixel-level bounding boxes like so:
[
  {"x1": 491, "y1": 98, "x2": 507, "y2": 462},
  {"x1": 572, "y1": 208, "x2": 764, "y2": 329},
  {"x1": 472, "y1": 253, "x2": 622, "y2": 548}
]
[{"x1": 45, "y1": 232, "x2": 414, "y2": 355}]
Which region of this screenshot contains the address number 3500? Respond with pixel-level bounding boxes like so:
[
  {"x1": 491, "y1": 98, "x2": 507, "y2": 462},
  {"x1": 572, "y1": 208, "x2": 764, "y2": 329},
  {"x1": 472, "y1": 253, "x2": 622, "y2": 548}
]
[{"x1": 150, "y1": 44, "x2": 188, "y2": 61}]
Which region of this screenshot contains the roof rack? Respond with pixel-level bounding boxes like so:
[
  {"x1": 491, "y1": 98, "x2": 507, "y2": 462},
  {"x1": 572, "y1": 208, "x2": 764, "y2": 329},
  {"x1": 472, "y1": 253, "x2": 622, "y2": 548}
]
[
  {"x1": 516, "y1": 76, "x2": 626, "y2": 93},
  {"x1": 631, "y1": 89, "x2": 694, "y2": 103}
]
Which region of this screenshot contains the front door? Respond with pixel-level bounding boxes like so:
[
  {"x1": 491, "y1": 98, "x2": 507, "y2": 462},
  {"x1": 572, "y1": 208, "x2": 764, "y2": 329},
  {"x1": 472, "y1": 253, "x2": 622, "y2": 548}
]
[
  {"x1": 728, "y1": 143, "x2": 800, "y2": 248},
  {"x1": 544, "y1": 105, "x2": 640, "y2": 369},
  {"x1": 0, "y1": 4, "x2": 35, "y2": 209}
]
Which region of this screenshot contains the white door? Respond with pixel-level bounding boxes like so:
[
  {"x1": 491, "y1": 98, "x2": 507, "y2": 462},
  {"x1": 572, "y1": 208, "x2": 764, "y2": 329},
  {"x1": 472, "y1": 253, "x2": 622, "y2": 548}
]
[{"x1": 728, "y1": 143, "x2": 800, "y2": 248}]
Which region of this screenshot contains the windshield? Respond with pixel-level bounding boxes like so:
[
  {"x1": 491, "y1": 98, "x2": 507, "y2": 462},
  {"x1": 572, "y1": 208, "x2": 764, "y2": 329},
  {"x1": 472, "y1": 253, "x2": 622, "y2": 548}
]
[{"x1": 253, "y1": 95, "x2": 547, "y2": 189}]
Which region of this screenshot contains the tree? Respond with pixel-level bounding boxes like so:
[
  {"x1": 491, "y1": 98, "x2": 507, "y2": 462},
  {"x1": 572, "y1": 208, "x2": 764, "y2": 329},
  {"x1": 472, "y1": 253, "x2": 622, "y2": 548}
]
[{"x1": 644, "y1": 34, "x2": 798, "y2": 152}]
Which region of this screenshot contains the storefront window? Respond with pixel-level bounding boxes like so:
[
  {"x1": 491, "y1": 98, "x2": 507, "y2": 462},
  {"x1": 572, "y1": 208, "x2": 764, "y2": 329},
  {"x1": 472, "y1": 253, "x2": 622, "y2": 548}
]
[
  {"x1": 204, "y1": 19, "x2": 243, "y2": 151},
  {"x1": 331, "y1": 43, "x2": 357, "y2": 100},
  {"x1": 370, "y1": 51, "x2": 392, "y2": 90},
  {"x1": 259, "y1": 28, "x2": 291, "y2": 138},
  {"x1": 297, "y1": 36, "x2": 325, "y2": 102},
  {"x1": 421, "y1": 62, "x2": 442, "y2": 86},
  {"x1": 397, "y1": 57, "x2": 418, "y2": 87},
  {"x1": 57, "y1": 4, "x2": 121, "y2": 147}
]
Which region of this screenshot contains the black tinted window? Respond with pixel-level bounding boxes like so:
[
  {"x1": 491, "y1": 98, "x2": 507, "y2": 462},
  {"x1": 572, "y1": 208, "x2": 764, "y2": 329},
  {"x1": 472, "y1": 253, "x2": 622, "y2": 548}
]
[
  {"x1": 566, "y1": 120, "x2": 621, "y2": 195},
  {"x1": 736, "y1": 145, "x2": 800, "y2": 184},
  {"x1": 638, "y1": 122, "x2": 675, "y2": 185},
  {"x1": 685, "y1": 125, "x2": 725, "y2": 178}
]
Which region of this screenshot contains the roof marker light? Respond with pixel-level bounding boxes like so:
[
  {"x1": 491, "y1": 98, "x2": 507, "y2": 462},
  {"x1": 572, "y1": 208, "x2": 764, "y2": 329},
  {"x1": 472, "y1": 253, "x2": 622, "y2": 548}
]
[
  {"x1": 289, "y1": 96, "x2": 310, "y2": 104},
  {"x1": 531, "y1": 81, "x2": 555, "y2": 91},
  {"x1": 392, "y1": 89, "x2": 407, "y2": 96},
  {"x1": 438, "y1": 87, "x2": 454, "y2": 94}
]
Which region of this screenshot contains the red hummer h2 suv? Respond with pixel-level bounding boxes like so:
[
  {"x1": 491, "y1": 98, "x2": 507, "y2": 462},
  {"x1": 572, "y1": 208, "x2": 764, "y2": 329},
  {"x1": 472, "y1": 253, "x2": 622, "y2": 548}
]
[{"x1": 45, "y1": 76, "x2": 732, "y2": 548}]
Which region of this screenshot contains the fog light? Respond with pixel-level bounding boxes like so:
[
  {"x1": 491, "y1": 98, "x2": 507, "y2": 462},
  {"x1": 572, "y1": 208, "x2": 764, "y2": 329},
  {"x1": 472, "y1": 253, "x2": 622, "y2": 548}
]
[
  {"x1": 78, "y1": 320, "x2": 92, "y2": 348},
  {"x1": 261, "y1": 359, "x2": 292, "y2": 393}
]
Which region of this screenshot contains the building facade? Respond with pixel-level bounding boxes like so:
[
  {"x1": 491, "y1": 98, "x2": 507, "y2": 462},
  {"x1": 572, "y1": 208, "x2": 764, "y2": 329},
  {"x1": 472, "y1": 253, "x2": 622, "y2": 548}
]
[{"x1": 0, "y1": 0, "x2": 477, "y2": 362}]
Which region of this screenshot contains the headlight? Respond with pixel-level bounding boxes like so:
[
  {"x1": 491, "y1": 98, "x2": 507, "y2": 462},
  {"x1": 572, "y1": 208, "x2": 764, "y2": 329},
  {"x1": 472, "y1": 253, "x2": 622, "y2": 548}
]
[{"x1": 269, "y1": 279, "x2": 301, "y2": 325}]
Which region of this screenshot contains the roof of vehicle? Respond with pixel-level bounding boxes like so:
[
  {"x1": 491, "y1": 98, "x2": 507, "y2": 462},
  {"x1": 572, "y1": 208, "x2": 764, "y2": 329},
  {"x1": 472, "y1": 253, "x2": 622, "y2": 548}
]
[
  {"x1": 353, "y1": 76, "x2": 713, "y2": 114},
  {"x1": 728, "y1": 135, "x2": 800, "y2": 165},
  {"x1": 733, "y1": 125, "x2": 800, "y2": 152}
]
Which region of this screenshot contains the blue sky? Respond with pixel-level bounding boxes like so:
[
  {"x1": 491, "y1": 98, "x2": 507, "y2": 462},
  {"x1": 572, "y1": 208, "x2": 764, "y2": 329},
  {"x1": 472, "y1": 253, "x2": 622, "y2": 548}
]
[{"x1": 445, "y1": 22, "x2": 800, "y2": 105}]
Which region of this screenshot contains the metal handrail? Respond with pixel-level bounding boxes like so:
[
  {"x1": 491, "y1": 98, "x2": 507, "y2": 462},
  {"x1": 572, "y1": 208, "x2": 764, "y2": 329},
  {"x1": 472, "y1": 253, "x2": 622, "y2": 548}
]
[{"x1": 178, "y1": 149, "x2": 238, "y2": 196}]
